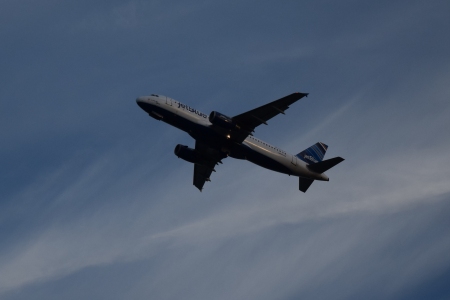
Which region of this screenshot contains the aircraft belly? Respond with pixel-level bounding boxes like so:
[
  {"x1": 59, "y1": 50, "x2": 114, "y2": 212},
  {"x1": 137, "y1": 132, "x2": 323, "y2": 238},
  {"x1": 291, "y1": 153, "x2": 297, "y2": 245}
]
[
  {"x1": 139, "y1": 100, "x2": 322, "y2": 178},
  {"x1": 245, "y1": 148, "x2": 292, "y2": 174},
  {"x1": 136, "y1": 92, "x2": 344, "y2": 192}
]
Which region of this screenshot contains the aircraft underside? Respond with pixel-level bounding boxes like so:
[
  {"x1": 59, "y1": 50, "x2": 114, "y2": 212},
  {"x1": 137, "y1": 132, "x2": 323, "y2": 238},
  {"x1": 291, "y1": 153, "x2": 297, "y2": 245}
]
[{"x1": 136, "y1": 92, "x2": 344, "y2": 192}]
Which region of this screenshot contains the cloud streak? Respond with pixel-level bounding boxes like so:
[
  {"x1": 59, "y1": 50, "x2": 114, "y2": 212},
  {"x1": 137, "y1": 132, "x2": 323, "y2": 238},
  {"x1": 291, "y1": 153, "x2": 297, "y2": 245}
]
[{"x1": 2, "y1": 0, "x2": 450, "y2": 299}]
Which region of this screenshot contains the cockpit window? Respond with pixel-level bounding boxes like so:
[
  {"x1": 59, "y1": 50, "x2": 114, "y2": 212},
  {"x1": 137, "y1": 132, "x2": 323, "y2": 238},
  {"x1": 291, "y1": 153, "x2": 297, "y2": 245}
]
[{"x1": 151, "y1": 94, "x2": 159, "y2": 97}]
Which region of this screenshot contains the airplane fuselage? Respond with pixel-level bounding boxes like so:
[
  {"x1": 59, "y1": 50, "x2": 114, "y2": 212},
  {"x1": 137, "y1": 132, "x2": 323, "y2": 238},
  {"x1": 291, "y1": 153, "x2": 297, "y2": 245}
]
[{"x1": 136, "y1": 94, "x2": 329, "y2": 182}]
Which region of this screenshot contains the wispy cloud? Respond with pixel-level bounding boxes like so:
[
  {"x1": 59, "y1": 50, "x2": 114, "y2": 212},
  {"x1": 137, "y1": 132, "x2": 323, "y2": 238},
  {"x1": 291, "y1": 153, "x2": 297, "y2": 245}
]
[
  {"x1": 2, "y1": 0, "x2": 450, "y2": 299},
  {"x1": 2, "y1": 86, "x2": 450, "y2": 295}
]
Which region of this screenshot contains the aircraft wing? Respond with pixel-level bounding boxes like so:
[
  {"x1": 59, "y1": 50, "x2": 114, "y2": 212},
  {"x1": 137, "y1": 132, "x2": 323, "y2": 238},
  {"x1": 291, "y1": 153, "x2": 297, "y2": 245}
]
[
  {"x1": 193, "y1": 140, "x2": 227, "y2": 191},
  {"x1": 231, "y1": 92, "x2": 308, "y2": 142}
]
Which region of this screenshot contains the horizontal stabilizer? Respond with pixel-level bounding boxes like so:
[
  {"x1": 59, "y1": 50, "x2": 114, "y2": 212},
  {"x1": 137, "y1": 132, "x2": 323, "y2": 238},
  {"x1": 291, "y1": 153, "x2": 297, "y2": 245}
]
[
  {"x1": 308, "y1": 157, "x2": 344, "y2": 174},
  {"x1": 299, "y1": 178, "x2": 314, "y2": 193}
]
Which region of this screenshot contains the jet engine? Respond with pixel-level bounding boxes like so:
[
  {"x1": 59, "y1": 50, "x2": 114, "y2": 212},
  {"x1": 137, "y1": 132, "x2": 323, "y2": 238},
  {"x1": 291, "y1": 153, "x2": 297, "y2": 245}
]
[
  {"x1": 209, "y1": 111, "x2": 238, "y2": 130},
  {"x1": 174, "y1": 144, "x2": 200, "y2": 164}
]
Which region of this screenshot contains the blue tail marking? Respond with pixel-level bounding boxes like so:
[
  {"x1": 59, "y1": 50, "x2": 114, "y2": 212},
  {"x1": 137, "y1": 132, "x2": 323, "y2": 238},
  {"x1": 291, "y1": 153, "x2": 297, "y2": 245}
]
[{"x1": 296, "y1": 142, "x2": 328, "y2": 164}]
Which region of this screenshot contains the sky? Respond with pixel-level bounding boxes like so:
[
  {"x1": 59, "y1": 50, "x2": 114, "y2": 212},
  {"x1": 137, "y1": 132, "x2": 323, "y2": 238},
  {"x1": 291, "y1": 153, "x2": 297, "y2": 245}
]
[{"x1": 1, "y1": 0, "x2": 450, "y2": 299}]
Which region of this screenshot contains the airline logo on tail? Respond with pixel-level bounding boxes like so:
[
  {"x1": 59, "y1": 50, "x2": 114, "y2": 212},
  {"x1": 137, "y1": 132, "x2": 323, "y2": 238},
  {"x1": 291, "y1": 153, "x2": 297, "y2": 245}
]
[
  {"x1": 303, "y1": 155, "x2": 318, "y2": 163},
  {"x1": 296, "y1": 142, "x2": 328, "y2": 164}
]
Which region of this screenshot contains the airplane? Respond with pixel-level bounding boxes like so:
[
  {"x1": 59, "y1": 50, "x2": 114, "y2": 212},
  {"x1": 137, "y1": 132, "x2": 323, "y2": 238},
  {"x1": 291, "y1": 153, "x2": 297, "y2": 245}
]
[{"x1": 136, "y1": 92, "x2": 344, "y2": 192}]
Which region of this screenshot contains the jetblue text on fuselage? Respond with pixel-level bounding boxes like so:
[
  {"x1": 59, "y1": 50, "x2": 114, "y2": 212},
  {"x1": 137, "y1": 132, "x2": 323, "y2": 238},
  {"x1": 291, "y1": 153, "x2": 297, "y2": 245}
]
[{"x1": 178, "y1": 102, "x2": 208, "y2": 118}]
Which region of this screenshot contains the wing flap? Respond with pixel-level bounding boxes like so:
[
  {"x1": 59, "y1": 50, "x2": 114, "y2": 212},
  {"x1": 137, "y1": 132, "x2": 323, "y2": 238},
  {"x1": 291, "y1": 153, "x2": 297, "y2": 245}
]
[
  {"x1": 193, "y1": 164, "x2": 214, "y2": 191},
  {"x1": 193, "y1": 141, "x2": 227, "y2": 191}
]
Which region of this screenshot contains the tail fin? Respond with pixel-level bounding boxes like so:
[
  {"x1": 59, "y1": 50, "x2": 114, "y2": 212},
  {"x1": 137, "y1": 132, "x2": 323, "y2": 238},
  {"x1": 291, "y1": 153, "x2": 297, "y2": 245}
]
[{"x1": 296, "y1": 142, "x2": 328, "y2": 164}]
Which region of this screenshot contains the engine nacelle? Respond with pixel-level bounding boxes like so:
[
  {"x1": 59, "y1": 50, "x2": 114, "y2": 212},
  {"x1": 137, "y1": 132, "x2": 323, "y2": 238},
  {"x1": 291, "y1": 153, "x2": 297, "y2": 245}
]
[
  {"x1": 209, "y1": 111, "x2": 238, "y2": 130},
  {"x1": 174, "y1": 144, "x2": 200, "y2": 164}
]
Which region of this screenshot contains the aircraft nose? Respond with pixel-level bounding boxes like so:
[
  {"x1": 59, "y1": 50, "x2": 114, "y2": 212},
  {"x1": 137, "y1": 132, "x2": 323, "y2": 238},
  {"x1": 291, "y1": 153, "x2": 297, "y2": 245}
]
[
  {"x1": 136, "y1": 96, "x2": 147, "y2": 103},
  {"x1": 136, "y1": 96, "x2": 148, "y2": 109}
]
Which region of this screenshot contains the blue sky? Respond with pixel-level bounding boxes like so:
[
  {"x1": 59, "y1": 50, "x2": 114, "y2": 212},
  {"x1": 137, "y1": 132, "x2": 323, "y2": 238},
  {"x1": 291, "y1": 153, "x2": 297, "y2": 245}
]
[{"x1": 1, "y1": 1, "x2": 450, "y2": 299}]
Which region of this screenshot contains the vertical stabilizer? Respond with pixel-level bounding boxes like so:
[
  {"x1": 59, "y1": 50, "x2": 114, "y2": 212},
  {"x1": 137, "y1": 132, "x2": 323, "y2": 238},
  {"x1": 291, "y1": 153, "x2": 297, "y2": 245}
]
[{"x1": 296, "y1": 142, "x2": 328, "y2": 164}]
